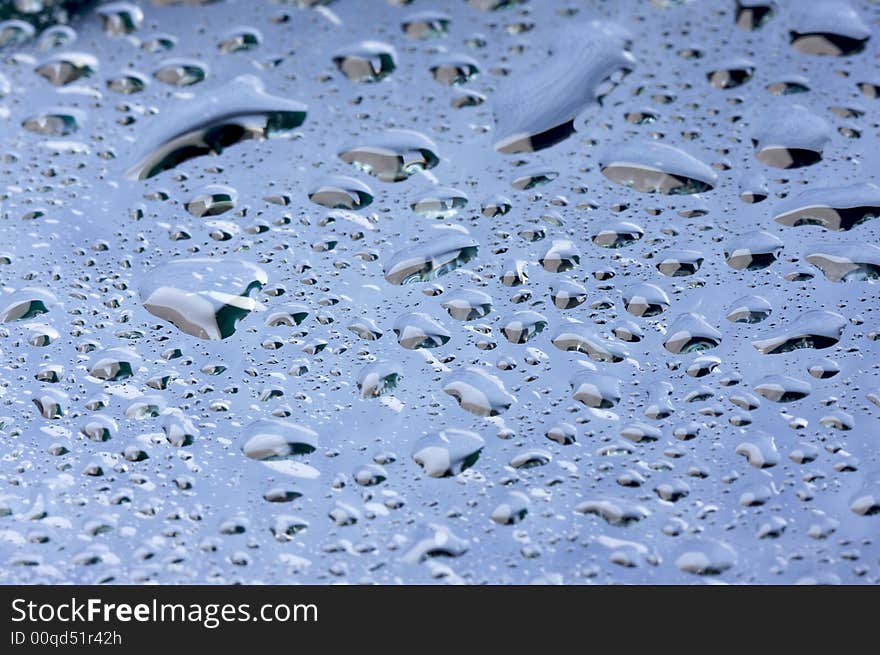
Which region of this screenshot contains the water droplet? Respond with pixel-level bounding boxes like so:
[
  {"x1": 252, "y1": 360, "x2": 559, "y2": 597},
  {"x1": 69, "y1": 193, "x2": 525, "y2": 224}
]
[
  {"x1": 139, "y1": 258, "x2": 267, "y2": 340},
  {"x1": 333, "y1": 41, "x2": 396, "y2": 83},
  {"x1": 127, "y1": 75, "x2": 306, "y2": 180},
  {"x1": 339, "y1": 129, "x2": 439, "y2": 182},
  {"x1": 241, "y1": 419, "x2": 318, "y2": 461},
  {"x1": 600, "y1": 142, "x2": 717, "y2": 194},
  {"x1": 412, "y1": 429, "x2": 484, "y2": 477},
  {"x1": 443, "y1": 366, "x2": 514, "y2": 416}
]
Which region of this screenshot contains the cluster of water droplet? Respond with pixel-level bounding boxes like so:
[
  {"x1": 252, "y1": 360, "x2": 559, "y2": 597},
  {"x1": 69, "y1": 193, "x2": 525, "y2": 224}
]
[{"x1": 0, "y1": 0, "x2": 878, "y2": 584}]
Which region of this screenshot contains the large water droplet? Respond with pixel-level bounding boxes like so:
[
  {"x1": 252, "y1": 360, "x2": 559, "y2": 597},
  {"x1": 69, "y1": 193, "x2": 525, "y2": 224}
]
[
  {"x1": 600, "y1": 141, "x2": 717, "y2": 194},
  {"x1": 127, "y1": 75, "x2": 306, "y2": 180},
  {"x1": 139, "y1": 258, "x2": 267, "y2": 340}
]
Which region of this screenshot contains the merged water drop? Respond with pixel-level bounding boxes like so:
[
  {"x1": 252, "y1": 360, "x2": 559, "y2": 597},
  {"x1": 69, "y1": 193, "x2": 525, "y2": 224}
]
[
  {"x1": 126, "y1": 75, "x2": 307, "y2": 180},
  {"x1": 139, "y1": 258, "x2": 267, "y2": 340},
  {"x1": 383, "y1": 232, "x2": 478, "y2": 285}
]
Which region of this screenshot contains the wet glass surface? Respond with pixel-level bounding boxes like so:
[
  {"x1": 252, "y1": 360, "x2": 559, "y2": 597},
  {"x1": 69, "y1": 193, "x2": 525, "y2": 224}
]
[{"x1": 0, "y1": 0, "x2": 878, "y2": 584}]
